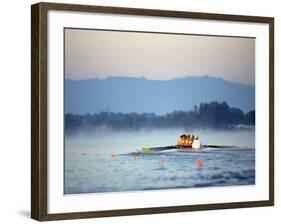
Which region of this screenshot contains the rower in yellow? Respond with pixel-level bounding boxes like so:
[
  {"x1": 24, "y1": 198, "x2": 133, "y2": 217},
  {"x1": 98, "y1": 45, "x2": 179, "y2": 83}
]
[
  {"x1": 185, "y1": 135, "x2": 194, "y2": 147},
  {"x1": 177, "y1": 135, "x2": 187, "y2": 147},
  {"x1": 184, "y1": 135, "x2": 190, "y2": 146}
]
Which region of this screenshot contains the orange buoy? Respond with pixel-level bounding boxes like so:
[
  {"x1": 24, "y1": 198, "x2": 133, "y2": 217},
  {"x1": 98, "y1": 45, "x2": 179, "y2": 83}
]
[
  {"x1": 160, "y1": 159, "x2": 165, "y2": 166},
  {"x1": 196, "y1": 160, "x2": 203, "y2": 168},
  {"x1": 111, "y1": 153, "x2": 116, "y2": 160},
  {"x1": 95, "y1": 153, "x2": 101, "y2": 159},
  {"x1": 131, "y1": 155, "x2": 138, "y2": 160}
]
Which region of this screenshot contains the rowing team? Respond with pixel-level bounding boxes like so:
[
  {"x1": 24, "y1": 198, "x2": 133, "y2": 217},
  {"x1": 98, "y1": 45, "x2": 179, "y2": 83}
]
[{"x1": 177, "y1": 134, "x2": 201, "y2": 149}]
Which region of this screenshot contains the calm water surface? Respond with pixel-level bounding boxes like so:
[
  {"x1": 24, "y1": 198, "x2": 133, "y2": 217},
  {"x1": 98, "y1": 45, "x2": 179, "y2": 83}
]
[{"x1": 64, "y1": 129, "x2": 255, "y2": 194}]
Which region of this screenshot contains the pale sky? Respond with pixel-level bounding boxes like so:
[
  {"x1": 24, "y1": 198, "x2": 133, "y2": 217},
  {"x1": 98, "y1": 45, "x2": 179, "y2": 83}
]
[{"x1": 65, "y1": 28, "x2": 255, "y2": 85}]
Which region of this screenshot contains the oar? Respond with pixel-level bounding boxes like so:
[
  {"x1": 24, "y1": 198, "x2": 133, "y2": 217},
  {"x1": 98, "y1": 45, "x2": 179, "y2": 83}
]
[
  {"x1": 141, "y1": 145, "x2": 177, "y2": 153},
  {"x1": 203, "y1": 144, "x2": 246, "y2": 149}
]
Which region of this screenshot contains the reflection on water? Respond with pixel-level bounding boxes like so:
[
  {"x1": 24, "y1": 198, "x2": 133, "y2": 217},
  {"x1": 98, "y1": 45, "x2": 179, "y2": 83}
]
[{"x1": 64, "y1": 129, "x2": 255, "y2": 194}]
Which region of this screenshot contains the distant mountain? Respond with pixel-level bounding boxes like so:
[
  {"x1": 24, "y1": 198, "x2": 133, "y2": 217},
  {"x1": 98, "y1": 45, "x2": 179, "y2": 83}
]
[{"x1": 65, "y1": 76, "x2": 255, "y2": 115}]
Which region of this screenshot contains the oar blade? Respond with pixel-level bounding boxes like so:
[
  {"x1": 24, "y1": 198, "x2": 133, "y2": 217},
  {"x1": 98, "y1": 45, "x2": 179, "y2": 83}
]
[{"x1": 141, "y1": 147, "x2": 156, "y2": 154}]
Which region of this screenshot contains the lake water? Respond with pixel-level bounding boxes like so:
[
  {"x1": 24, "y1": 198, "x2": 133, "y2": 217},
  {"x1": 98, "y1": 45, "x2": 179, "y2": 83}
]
[{"x1": 64, "y1": 129, "x2": 255, "y2": 194}]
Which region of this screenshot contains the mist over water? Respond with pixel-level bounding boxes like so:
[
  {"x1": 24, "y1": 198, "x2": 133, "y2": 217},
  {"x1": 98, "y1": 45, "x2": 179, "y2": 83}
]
[
  {"x1": 65, "y1": 128, "x2": 255, "y2": 153},
  {"x1": 64, "y1": 128, "x2": 255, "y2": 194}
]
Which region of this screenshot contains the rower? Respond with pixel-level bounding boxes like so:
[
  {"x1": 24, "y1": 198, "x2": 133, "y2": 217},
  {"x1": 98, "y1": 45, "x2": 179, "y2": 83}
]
[
  {"x1": 184, "y1": 135, "x2": 190, "y2": 146},
  {"x1": 186, "y1": 135, "x2": 194, "y2": 147},
  {"x1": 177, "y1": 135, "x2": 186, "y2": 146},
  {"x1": 192, "y1": 136, "x2": 201, "y2": 150}
]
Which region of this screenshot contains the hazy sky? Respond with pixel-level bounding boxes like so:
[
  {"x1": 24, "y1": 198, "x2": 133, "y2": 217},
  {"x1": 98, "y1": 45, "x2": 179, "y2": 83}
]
[{"x1": 65, "y1": 28, "x2": 255, "y2": 85}]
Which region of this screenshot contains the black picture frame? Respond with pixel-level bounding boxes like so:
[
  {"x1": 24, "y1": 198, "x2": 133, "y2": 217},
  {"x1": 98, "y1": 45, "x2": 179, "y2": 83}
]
[{"x1": 31, "y1": 2, "x2": 274, "y2": 221}]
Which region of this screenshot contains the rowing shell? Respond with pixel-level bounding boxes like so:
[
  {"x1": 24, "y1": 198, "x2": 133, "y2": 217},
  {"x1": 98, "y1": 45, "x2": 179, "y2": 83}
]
[{"x1": 141, "y1": 146, "x2": 201, "y2": 154}]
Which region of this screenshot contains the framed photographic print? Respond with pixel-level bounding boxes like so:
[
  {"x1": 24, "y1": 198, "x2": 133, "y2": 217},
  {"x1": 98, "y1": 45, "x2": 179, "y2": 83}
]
[{"x1": 31, "y1": 2, "x2": 274, "y2": 221}]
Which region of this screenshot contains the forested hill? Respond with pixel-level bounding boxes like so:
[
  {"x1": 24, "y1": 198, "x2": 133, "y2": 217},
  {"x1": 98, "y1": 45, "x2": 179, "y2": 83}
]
[
  {"x1": 65, "y1": 76, "x2": 255, "y2": 115},
  {"x1": 65, "y1": 101, "x2": 255, "y2": 134}
]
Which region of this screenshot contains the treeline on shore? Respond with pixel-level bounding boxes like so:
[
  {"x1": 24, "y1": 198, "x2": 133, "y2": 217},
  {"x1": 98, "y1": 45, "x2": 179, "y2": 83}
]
[{"x1": 65, "y1": 101, "x2": 255, "y2": 134}]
